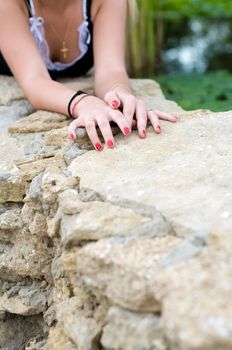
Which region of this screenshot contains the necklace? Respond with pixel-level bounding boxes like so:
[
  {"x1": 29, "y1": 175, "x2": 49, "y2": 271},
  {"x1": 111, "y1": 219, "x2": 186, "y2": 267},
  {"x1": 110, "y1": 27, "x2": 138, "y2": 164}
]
[
  {"x1": 49, "y1": 17, "x2": 74, "y2": 59},
  {"x1": 40, "y1": 2, "x2": 74, "y2": 60}
]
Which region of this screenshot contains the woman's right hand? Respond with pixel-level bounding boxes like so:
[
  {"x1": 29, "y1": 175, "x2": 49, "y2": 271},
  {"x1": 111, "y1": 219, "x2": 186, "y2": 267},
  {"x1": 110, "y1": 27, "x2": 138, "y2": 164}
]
[{"x1": 68, "y1": 95, "x2": 132, "y2": 151}]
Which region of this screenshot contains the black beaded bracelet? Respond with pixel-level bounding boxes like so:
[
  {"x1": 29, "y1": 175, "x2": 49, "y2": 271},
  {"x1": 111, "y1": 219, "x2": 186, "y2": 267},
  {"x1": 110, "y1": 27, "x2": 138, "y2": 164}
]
[{"x1": 67, "y1": 90, "x2": 88, "y2": 119}]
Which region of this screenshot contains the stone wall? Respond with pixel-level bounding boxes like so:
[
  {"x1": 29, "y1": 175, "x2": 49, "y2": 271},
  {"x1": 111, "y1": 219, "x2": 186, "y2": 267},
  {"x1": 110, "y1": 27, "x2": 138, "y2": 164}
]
[{"x1": 0, "y1": 75, "x2": 232, "y2": 350}]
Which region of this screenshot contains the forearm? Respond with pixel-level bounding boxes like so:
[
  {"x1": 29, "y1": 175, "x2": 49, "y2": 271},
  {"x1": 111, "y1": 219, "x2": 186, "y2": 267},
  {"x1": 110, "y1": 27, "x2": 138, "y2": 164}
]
[
  {"x1": 94, "y1": 70, "x2": 132, "y2": 99},
  {"x1": 22, "y1": 77, "x2": 77, "y2": 115}
]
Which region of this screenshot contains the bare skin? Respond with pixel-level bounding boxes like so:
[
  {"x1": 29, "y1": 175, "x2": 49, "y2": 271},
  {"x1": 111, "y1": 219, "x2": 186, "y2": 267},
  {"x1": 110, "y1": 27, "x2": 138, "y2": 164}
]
[{"x1": 0, "y1": 0, "x2": 177, "y2": 151}]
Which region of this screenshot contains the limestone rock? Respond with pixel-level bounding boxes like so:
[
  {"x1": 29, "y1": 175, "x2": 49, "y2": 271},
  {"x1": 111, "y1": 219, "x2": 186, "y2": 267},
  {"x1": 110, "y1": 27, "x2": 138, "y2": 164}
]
[
  {"x1": 51, "y1": 252, "x2": 79, "y2": 304},
  {"x1": 159, "y1": 241, "x2": 232, "y2": 350},
  {"x1": 59, "y1": 190, "x2": 171, "y2": 245},
  {"x1": 0, "y1": 234, "x2": 52, "y2": 281},
  {"x1": 1, "y1": 76, "x2": 232, "y2": 350},
  {"x1": 39, "y1": 165, "x2": 79, "y2": 207},
  {"x1": 0, "y1": 279, "x2": 51, "y2": 316},
  {"x1": 69, "y1": 110, "x2": 232, "y2": 237},
  {"x1": 22, "y1": 166, "x2": 79, "y2": 237},
  {"x1": 0, "y1": 313, "x2": 45, "y2": 350},
  {"x1": 9, "y1": 110, "x2": 69, "y2": 134},
  {"x1": 47, "y1": 327, "x2": 76, "y2": 350},
  {"x1": 159, "y1": 232, "x2": 208, "y2": 267},
  {"x1": 0, "y1": 204, "x2": 23, "y2": 233},
  {"x1": 56, "y1": 298, "x2": 102, "y2": 350},
  {"x1": 61, "y1": 314, "x2": 101, "y2": 350},
  {"x1": 76, "y1": 236, "x2": 181, "y2": 312},
  {"x1": 131, "y1": 79, "x2": 165, "y2": 97},
  {"x1": 44, "y1": 127, "x2": 73, "y2": 148},
  {"x1": 0, "y1": 132, "x2": 25, "y2": 170},
  {"x1": 0, "y1": 171, "x2": 25, "y2": 203},
  {"x1": 101, "y1": 306, "x2": 166, "y2": 350},
  {"x1": 25, "y1": 337, "x2": 48, "y2": 350},
  {"x1": 16, "y1": 153, "x2": 66, "y2": 182},
  {"x1": 0, "y1": 100, "x2": 33, "y2": 132},
  {"x1": 0, "y1": 75, "x2": 25, "y2": 105}
]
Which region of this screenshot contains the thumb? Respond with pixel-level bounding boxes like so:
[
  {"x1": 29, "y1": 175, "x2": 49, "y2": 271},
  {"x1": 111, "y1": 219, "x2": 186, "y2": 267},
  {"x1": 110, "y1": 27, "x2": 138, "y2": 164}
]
[{"x1": 104, "y1": 90, "x2": 121, "y2": 109}]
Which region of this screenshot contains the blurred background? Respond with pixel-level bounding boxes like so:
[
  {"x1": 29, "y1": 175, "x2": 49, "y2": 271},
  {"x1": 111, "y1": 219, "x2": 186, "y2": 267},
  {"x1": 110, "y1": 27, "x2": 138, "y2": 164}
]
[{"x1": 127, "y1": 0, "x2": 232, "y2": 111}]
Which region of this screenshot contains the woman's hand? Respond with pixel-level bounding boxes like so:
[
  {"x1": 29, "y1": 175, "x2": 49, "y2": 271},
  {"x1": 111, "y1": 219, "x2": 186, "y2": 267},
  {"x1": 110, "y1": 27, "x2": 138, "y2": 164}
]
[
  {"x1": 104, "y1": 87, "x2": 178, "y2": 138},
  {"x1": 68, "y1": 95, "x2": 132, "y2": 151}
]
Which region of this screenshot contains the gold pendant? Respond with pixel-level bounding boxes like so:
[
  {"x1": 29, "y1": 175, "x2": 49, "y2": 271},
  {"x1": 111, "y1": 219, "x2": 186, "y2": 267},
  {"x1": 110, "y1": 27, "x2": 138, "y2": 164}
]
[{"x1": 61, "y1": 41, "x2": 69, "y2": 59}]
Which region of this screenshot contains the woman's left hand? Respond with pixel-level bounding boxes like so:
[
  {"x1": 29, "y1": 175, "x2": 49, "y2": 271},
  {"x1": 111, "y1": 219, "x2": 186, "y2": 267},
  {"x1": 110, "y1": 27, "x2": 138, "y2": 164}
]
[{"x1": 104, "y1": 87, "x2": 178, "y2": 138}]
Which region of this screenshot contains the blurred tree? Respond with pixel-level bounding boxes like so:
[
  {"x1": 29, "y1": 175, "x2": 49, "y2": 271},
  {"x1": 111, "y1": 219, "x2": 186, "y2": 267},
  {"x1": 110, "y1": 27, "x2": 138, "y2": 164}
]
[{"x1": 127, "y1": 0, "x2": 232, "y2": 77}]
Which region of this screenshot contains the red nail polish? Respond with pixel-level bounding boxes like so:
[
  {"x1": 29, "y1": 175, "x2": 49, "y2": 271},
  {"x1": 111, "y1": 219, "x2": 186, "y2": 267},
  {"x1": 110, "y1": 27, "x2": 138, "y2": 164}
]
[
  {"x1": 157, "y1": 125, "x2": 161, "y2": 131},
  {"x1": 142, "y1": 130, "x2": 147, "y2": 137},
  {"x1": 107, "y1": 140, "x2": 114, "y2": 148},
  {"x1": 70, "y1": 133, "x2": 75, "y2": 141},
  {"x1": 112, "y1": 100, "x2": 119, "y2": 108},
  {"x1": 124, "y1": 127, "x2": 131, "y2": 135},
  {"x1": 95, "y1": 143, "x2": 102, "y2": 151}
]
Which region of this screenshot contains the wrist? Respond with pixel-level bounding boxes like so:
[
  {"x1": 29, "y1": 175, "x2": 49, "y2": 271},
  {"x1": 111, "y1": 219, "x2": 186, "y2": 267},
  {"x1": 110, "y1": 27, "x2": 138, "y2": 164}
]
[
  {"x1": 72, "y1": 94, "x2": 94, "y2": 118},
  {"x1": 68, "y1": 90, "x2": 93, "y2": 119}
]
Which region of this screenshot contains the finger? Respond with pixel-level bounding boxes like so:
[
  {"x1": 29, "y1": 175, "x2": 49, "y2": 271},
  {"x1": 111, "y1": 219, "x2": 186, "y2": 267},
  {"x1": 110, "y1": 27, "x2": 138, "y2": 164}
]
[
  {"x1": 108, "y1": 108, "x2": 131, "y2": 136},
  {"x1": 104, "y1": 90, "x2": 121, "y2": 109},
  {"x1": 122, "y1": 95, "x2": 136, "y2": 128},
  {"x1": 68, "y1": 118, "x2": 82, "y2": 140},
  {"x1": 85, "y1": 119, "x2": 104, "y2": 151},
  {"x1": 95, "y1": 113, "x2": 115, "y2": 148},
  {"x1": 147, "y1": 111, "x2": 162, "y2": 134},
  {"x1": 154, "y1": 110, "x2": 178, "y2": 122},
  {"x1": 136, "y1": 99, "x2": 148, "y2": 138}
]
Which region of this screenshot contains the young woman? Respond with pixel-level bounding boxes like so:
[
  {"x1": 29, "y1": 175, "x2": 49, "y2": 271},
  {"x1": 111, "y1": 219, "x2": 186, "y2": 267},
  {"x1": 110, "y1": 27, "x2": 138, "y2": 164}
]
[{"x1": 0, "y1": 0, "x2": 177, "y2": 151}]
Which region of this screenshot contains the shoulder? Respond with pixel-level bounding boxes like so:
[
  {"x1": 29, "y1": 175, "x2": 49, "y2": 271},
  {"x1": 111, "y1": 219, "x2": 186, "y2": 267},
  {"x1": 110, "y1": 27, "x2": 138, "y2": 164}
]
[
  {"x1": 91, "y1": 0, "x2": 127, "y2": 23},
  {"x1": 0, "y1": 0, "x2": 28, "y2": 18},
  {"x1": 95, "y1": 0, "x2": 127, "y2": 11}
]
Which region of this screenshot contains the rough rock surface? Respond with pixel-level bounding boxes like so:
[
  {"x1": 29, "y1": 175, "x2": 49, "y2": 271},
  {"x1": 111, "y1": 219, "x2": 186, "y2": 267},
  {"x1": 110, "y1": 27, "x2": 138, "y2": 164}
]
[{"x1": 0, "y1": 74, "x2": 231, "y2": 350}]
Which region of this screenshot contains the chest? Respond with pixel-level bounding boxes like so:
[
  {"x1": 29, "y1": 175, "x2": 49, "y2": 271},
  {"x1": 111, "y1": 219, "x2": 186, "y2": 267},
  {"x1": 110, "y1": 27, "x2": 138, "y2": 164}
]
[{"x1": 33, "y1": 0, "x2": 100, "y2": 63}]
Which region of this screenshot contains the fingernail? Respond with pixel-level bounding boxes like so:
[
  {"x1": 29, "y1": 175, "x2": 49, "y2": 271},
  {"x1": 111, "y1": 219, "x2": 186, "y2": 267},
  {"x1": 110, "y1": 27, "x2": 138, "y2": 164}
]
[
  {"x1": 107, "y1": 140, "x2": 114, "y2": 148},
  {"x1": 112, "y1": 100, "x2": 119, "y2": 108},
  {"x1": 156, "y1": 125, "x2": 161, "y2": 131},
  {"x1": 70, "y1": 133, "x2": 75, "y2": 141},
  {"x1": 124, "y1": 127, "x2": 131, "y2": 135},
  {"x1": 142, "y1": 129, "x2": 147, "y2": 137},
  {"x1": 95, "y1": 143, "x2": 103, "y2": 151}
]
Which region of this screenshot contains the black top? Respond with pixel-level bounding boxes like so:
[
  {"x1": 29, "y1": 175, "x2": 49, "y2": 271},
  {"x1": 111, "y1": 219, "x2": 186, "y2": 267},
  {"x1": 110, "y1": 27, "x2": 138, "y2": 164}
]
[{"x1": 0, "y1": 0, "x2": 94, "y2": 79}]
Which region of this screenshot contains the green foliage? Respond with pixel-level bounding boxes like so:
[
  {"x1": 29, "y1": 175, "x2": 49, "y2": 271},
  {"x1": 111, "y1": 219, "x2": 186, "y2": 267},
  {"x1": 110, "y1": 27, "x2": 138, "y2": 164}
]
[
  {"x1": 156, "y1": 71, "x2": 232, "y2": 112},
  {"x1": 137, "y1": 0, "x2": 232, "y2": 19}
]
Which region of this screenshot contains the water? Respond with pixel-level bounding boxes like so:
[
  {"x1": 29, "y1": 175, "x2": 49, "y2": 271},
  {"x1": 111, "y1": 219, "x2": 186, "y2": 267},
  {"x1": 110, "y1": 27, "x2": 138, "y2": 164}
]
[{"x1": 163, "y1": 19, "x2": 232, "y2": 74}]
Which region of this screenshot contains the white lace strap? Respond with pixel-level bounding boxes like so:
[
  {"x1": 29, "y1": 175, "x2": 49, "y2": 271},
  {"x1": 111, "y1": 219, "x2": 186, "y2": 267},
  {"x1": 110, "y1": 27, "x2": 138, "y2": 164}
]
[
  {"x1": 29, "y1": 16, "x2": 44, "y2": 42},
  {"x1": 83, "y1": 0, "x2": 88, "y2": 22},
  {"x1": 82, "y1": 0, "x2": 91, "y2": 44},
  {"x1": 28, "y1": 0, "x2": 36, "y2": 17}
]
